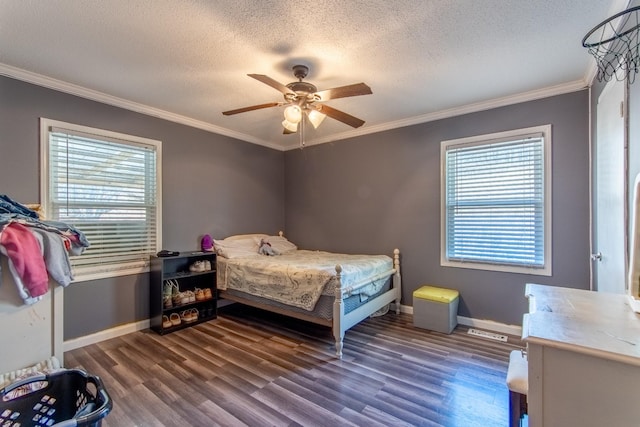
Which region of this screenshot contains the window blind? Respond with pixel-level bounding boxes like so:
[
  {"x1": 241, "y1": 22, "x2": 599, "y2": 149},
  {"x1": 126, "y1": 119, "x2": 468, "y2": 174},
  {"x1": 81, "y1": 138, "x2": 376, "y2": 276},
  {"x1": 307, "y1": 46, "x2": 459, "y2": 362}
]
[
  {"x1": 48, "y1": 126, "x2": 159, "y2": 275},
  {"x1": 444, "y1": 135, "x2": 545, "y2": 268}
]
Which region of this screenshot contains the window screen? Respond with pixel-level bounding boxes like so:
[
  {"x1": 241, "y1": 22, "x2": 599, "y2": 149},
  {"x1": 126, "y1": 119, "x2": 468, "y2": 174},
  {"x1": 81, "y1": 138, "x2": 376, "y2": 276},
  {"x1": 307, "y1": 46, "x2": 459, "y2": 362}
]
[{"x1": 41, "y1": 119, "x2": 161, "y2": 280}]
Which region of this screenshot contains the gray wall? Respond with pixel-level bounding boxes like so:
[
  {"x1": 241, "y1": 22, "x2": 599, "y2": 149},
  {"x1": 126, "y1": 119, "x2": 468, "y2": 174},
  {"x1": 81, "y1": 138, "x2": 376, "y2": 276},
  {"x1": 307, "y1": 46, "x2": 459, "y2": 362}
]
[
  {"x1": 285, "y1": 91, "x2": 591, "y2": 326},
  {"x1": 1, "y1": 74, "x2": 591, "y2": 335},
  {"x1": 0, "y1": 76, "x2": 285, "y2": 339}
]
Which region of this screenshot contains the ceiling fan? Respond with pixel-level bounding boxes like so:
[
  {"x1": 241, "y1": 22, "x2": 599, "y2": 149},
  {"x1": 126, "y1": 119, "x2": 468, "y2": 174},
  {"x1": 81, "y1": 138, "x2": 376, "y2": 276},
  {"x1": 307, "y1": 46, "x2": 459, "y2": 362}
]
[{"x1": 222, "y1": 65, "x2": 372, "y2": 134}]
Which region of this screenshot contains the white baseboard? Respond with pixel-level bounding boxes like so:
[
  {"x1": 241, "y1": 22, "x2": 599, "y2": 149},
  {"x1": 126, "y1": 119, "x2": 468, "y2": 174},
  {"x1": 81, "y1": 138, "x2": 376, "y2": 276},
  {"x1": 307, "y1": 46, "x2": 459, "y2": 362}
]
[
  {"x1": 64, "y1": 305, "x2": 522, "y2": 352},
  {"x1": 456, "y1": 316, "x2": 522, "y2": 337},
  {"x1": 63, "y1": 319, "x2": 150, "y2": 352},
  {"x1": 397, "y1": 303, "x2": 522, "y2": 337}
]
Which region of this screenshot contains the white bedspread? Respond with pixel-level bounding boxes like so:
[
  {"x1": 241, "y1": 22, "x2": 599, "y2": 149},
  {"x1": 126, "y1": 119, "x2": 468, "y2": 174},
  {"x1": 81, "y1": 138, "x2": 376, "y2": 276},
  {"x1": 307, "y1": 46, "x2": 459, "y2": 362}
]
[{"x1": 217, "y1": 250, "x2": 393, "y2": 311}]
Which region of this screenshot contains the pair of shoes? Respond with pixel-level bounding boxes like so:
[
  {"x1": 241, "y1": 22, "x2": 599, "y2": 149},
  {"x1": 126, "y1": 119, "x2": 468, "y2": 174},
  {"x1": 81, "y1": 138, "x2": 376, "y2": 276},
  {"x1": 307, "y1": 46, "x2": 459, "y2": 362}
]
[
  {"x1": 169, "y1": 313, "x2": 181, "y2": 326},
  {"x1": 162, "y1": 315, "x2": 172, "y2": 328},
  {"x1": 163, "y1": 295, "x2": 173, "y2": 309},
  {"x1": 203, "y1": 288, "x2": 213, "y2": 300},
  {"x1": 182, "y1": 290, "x2": 195, "y2": 305},
  {"x1": 190, "y1": 261, "x2": 205, "y2": 272},
  {"x1": 203, "y1": 304, "x2": 215, "y2": 318},
  {"x1": 172, "y1": 290, "x2": 195, "y2": 306},
  {"x1": 181, "y1": 308, "x2": 198, "y2": 323},
  {"x1": 163, "y1": 281, "x2": 171, "y2": 297},
  {"x1": 166, "y1": 280, "x2": 180, "y2": 307},
  {"x1": 164, "y1": 279, "x2": 178, "y2": 296},
  {"x1": 195, "y1": 288, "x2": 206, "y2": 301},
  {"x1": 203, "y1": 260, "x2": 212, "y2": 271},
  {"x1": 172, "y1": 291, "x2": 184, "y2": 307}
]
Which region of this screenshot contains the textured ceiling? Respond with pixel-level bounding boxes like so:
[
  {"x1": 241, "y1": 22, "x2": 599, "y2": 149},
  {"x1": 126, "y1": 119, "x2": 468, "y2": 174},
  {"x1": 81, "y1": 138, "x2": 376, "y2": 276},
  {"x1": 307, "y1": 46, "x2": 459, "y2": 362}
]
[{"x1": 0, "y1": 0, "x2": 630, "y2": 150}]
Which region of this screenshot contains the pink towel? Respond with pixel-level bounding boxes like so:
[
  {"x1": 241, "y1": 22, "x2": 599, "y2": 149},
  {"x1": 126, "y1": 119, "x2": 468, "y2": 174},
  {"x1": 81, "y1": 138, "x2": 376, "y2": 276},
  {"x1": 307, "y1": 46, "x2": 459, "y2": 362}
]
[{"x1": 1, "y1": 222, "x2": 49, "y2": 298}]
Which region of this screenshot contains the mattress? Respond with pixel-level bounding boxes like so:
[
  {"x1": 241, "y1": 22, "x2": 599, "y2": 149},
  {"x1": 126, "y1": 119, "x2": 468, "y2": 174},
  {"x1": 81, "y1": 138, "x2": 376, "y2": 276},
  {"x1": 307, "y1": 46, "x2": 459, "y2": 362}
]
[
  {"x1": 217, "y1": 249, "x2": 393, "y2": 311},
  {"x1": 221, "y1": 279, "x2": 392, "y2": 321}
]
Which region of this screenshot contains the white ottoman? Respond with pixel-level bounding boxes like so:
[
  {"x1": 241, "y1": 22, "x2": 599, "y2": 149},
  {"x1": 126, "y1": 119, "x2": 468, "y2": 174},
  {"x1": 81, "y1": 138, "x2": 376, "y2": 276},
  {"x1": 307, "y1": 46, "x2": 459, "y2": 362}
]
[{"x1": 412, "y1": 285, "x2": 459, "y2": 334}]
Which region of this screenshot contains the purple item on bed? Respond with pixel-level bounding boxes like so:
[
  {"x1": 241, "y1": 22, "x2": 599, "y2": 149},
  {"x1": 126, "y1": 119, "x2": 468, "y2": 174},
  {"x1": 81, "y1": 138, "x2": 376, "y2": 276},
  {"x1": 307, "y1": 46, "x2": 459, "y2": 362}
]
[{"x1": 201, "y1": 234, "x2": 214, "y2": 252}]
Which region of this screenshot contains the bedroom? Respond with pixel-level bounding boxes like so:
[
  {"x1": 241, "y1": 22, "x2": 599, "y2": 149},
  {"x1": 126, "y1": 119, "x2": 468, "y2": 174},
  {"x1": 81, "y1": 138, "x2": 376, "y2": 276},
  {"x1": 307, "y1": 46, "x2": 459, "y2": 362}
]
[{"x1": 0, "y1": 1, "x2": 638, "y2": 425}]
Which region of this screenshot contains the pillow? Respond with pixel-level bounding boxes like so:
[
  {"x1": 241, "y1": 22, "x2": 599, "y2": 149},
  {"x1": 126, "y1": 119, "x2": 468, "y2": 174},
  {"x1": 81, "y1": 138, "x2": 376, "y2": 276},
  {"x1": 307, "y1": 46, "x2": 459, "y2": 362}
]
[
  {"x1": 214, "y1": 237, "x2": 260, "y2": 259},
  {"x1": 264, "y1": 235, "x2": 298, "y2": 254},
  {"x1": 218, "y1": 247, "x2": 260, "y2": 259},
  {"x1": 223, "y1": 233, "x2": 269, "y2": 241}
]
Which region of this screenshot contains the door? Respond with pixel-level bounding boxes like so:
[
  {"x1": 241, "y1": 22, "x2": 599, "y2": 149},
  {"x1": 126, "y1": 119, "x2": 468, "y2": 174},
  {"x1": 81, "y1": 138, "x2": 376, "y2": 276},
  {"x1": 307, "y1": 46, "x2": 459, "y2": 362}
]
[{"x1": 594, "y1": 78, "x2": 626, "y2": 294}]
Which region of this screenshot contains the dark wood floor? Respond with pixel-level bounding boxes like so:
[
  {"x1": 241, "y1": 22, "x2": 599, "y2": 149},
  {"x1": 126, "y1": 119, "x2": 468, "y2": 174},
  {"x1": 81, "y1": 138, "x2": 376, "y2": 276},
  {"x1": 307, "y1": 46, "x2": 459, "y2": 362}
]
[{"x1": 65, "y1": 304, "x2": 525, "y2": 427}]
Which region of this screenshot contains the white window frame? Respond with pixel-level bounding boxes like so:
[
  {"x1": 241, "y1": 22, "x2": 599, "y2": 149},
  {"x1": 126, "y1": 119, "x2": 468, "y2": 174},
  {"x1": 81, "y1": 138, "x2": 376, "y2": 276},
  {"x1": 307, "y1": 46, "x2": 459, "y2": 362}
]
[
  {"x1": 440, "y1": 125, "x2": 552, "y2": 276},
  {"x1": 40, "y1": 118, "x2": 162, "y2": 282}
]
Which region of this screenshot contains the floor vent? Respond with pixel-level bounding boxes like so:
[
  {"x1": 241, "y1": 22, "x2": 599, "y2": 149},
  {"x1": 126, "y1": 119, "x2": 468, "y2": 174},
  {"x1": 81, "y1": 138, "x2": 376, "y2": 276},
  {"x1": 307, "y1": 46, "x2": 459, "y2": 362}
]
[{"x1": 467, "y1": 328, "x2": 508, "y2": 342}]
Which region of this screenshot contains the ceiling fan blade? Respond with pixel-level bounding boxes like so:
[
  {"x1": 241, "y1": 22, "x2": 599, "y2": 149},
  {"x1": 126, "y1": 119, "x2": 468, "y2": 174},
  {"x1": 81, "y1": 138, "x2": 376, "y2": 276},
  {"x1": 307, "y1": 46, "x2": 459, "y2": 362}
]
[
  {"x1": 248, "y1": 74, "x2": 296, "y2": 95},
  {"x1": 314, "y1": 83, "x2": 372, "y2": 101},
  {"x1": 318, "y1": 104, "x2": 366, "y2": 128},
  {"x1": 222, "y1": 102, "x2": 281, "y2": 116}
]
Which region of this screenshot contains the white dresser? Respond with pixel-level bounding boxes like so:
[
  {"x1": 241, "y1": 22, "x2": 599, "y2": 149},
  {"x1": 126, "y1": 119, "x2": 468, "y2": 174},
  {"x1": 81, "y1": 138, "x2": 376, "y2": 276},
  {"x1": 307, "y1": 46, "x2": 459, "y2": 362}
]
[
  {"x1": 523, "y1": 283, "x2": 640, "y2": 427},
  {"x1": 0, "y1": 259, "x2": 64, "y2": 374}
]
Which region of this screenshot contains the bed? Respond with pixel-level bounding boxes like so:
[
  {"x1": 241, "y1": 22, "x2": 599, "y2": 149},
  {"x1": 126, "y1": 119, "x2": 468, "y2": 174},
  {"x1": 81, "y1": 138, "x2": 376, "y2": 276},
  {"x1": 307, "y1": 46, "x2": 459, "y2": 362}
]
[{"x1": 214, "y1": 233, "x2": 401, "y2": 358}]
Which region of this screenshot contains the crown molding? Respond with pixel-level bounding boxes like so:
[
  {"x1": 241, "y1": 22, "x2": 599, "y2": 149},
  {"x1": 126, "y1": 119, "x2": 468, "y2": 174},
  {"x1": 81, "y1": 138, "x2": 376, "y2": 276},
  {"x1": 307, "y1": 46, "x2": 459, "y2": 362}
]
[
  {"x1": 0, "y1": 62, "x2": 284, "y2": 151},
  {"x1": 1, "y1": 62, "x2": 587, "y2": 153},
  {"x1": 292, "y1": 79, "x2": 589, "y2": 151}
]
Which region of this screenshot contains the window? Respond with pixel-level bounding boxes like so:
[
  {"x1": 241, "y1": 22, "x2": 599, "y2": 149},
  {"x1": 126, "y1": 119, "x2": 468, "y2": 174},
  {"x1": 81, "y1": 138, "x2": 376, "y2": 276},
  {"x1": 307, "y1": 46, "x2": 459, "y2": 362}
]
[
  {"x1": 41, "y1": 118, "x2": 162, "y2": 281},
  {"x1": 441, "y1": 125, "x2": 551, "y2": 275}
]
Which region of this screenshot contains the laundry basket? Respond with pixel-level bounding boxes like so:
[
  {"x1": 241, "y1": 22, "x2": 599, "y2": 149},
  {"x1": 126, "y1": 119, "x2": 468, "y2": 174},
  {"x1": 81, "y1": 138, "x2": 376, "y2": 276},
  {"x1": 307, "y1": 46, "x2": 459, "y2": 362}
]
[{"x1": 0, "y1": 368, "x2": 112, "y2": 427}]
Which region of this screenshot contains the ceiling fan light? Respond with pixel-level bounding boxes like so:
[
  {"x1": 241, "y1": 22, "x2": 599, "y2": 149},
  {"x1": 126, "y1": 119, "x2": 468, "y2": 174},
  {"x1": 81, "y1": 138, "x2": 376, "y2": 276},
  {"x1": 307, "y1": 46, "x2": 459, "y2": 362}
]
[
  {"x1": 283, "y1": 105, "x2": 302, "y2": 123},
  {"x1": 282, "y1": 119, "x2": 298, "y2": 132},
  {"x1": 307, "y1": 109, "x2": 327, "y2": 129}
]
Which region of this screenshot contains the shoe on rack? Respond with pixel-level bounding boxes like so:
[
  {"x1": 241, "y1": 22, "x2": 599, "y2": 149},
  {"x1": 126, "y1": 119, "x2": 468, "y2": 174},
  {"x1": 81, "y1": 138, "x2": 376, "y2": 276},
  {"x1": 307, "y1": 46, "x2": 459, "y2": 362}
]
[
  {"x1": 181, "y1": 309, "x2": 197, "y2": 323},
  {"x1": 162, "y1": 315, "x2": 172, "y2": 329},
  {"x1": 168, "y1": 280, "x2": 180, "y2": 306},
  {"x1": 203, "y1": 288, "x2": 213, "y2": 300},
  {"x1": 189, "y1": 261, "x2": 205, "y2": 272},
  {"x1": 163, "y1": 295, "x2": 173, "y2": 309},
  {"x1": 195, "y1": 288, "x2": 205, "y2": 301},
  {"x1": 180, "y1": 290, "x2": 193, "y2": 306},
  {"x1": 163, "y1": 281, "x2": 172, "y2": 297},
  {"x1": 204, "y1": 260, "x2": 212, "y2": 271},
  {"x1": 170, "y1": 313, "x2": 181, "y2": 326},
  {"x1": 172, "y1": 292, "x2": 182, "y2": 307}
]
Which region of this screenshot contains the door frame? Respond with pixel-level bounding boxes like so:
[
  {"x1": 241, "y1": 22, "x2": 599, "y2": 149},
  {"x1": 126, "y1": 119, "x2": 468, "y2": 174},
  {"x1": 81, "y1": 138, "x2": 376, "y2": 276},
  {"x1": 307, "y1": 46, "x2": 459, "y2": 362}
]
[{"x1": 591, "y1": 77, "x2": 629, "y2": 292}]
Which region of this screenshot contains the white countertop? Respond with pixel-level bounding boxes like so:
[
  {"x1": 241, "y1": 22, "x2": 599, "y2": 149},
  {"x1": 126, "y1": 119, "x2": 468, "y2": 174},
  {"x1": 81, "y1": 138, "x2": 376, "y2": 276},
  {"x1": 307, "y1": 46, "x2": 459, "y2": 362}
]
[{"x1": 523, "y1": 283, "x2": 640, "y2": 366}]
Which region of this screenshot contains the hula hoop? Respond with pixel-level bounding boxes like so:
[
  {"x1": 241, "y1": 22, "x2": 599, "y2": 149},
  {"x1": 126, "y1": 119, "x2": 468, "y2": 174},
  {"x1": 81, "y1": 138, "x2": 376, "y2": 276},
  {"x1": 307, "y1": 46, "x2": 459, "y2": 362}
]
[{"x1": 582, "y1": 6, "x2": 640, "y2": 48}]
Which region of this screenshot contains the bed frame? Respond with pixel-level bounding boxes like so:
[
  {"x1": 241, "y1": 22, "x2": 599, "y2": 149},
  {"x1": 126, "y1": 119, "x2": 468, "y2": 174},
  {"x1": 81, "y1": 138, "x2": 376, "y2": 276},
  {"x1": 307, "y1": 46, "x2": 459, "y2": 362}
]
[{"x1": 218, "y1": 249, "x2": 401, "y2": 358}]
